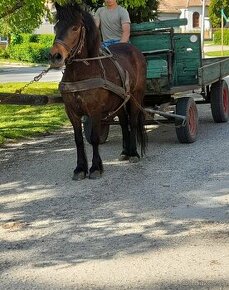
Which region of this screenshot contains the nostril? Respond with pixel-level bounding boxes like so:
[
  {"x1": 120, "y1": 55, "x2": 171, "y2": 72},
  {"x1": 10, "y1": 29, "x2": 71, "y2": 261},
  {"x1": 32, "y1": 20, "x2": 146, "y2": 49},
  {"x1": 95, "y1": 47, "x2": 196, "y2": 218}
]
[
  {"x1": 54, "y1": 53, "x2": 62, "y2": 61},
  {"x1": 49, "y1": 53, "x2": 63, "y2": 63}
]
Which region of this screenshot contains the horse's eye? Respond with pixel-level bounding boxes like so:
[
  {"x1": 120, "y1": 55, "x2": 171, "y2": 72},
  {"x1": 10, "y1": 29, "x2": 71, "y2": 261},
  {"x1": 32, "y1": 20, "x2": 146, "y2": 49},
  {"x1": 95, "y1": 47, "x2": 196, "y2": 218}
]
[{"x1": 72, "y1": 26, "x2": 79, "y2": 32}]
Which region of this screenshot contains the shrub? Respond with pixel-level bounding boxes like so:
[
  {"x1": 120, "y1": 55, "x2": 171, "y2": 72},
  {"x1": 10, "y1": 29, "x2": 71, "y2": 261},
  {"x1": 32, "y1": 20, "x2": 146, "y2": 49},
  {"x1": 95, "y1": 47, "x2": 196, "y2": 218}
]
[
  {"x1": 11, "y1": 34, "x2": 23, "y2": 45},
  {"x1": 6, "y1": 33, "x2": 54, "y2": 63},
  {"x1": 0, "y1": 48, "x2": 10, "y2": 58},
  {"x1": 8, "y1": 43, "x2": 50, "y2": 63},
  {"x1": 213, "y1": 29, "x2": 229, "y2": 45},
  {"x1": 38, "y1": 34, "x2": 55, "y2": 46}
]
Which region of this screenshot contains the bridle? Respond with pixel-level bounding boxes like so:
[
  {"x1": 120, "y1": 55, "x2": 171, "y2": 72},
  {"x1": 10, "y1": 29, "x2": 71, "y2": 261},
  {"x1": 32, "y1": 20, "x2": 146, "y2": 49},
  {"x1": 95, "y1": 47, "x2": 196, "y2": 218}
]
[{"x1": 54, "y1": 25, "x2": 86, "y2": 64}]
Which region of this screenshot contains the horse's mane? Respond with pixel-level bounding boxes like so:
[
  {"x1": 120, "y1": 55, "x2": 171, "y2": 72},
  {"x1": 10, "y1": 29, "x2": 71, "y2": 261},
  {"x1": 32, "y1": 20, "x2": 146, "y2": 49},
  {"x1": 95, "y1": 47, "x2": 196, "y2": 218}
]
[{"x1": 55, "y1": 2, "x2": 101, "y2": 57}]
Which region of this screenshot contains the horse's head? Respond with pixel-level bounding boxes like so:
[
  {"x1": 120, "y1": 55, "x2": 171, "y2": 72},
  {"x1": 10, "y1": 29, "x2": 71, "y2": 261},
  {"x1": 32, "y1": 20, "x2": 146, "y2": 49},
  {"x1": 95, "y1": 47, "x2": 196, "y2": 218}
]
[{"x1": 50, "y1": 2, "x2": 100, "y2": 68}]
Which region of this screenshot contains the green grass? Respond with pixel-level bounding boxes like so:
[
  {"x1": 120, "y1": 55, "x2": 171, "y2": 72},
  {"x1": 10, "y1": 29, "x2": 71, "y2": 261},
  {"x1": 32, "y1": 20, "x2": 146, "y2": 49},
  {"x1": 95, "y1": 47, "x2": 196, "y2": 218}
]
[
  {"x1": 0, "y1": 82, "x2": 59, "y2": 95},
  {"x1": 0, "y1": 82, "x2": 69, "y2": 145},
  {"x1": 205, "y1": 50, "x2": 229, "y2": 57}
]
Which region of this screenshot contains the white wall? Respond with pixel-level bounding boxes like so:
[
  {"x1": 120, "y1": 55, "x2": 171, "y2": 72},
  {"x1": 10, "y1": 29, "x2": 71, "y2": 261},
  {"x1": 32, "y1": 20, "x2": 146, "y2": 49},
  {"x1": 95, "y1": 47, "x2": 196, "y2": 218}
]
[
  {"x1": 158, "y1": 6, "x2": 211, "y2": 36},
  {"x1": 34, "y1": 22, "x2": 54, "y2": 34}
]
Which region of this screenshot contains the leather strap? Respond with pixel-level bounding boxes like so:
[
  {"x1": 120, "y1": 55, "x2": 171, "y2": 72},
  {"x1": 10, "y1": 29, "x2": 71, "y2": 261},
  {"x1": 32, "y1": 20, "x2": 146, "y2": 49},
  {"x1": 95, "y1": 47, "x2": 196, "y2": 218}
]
[{"x1": 59, "y1": 77, "x2": 126, "y2": 99}]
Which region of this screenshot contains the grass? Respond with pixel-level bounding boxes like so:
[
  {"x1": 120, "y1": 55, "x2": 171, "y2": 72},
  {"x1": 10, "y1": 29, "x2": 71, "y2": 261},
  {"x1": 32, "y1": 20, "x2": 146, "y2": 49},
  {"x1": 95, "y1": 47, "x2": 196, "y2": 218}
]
[
  {"x1": 0, "y1": 82, "x2": 69, "y2": 145},
  {"x1": 205, "y1": 50, "x2": 229, "y2": 57},
  {"x1": 0, "y1": 82, "x2": 59, "y2": 95}
]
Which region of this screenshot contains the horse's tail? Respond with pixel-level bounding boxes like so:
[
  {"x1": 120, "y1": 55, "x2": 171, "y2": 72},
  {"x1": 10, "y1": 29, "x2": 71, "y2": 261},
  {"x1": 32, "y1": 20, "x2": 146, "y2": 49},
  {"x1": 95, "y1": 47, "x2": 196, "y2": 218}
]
[{"x1": 137, "y1": 110, "x2": 147, "y2": 156}]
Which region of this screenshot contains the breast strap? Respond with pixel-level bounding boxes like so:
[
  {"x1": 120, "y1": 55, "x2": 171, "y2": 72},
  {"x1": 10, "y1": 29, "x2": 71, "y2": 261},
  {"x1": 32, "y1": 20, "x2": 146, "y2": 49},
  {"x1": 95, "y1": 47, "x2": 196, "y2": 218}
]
[{"x1": 59, "y1": 77, "x2": 127, "y2": 99}]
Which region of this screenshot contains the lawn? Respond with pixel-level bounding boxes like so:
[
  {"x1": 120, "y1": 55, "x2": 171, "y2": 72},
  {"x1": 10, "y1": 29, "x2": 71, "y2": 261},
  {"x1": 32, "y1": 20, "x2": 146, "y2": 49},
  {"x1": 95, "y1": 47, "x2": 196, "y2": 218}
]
[
  {"x1": 205, "y1": 50, "x2": 229, "y2": 57},
  {"x1": 0, "y1": 82, "x2": 69, "y2": 145}
]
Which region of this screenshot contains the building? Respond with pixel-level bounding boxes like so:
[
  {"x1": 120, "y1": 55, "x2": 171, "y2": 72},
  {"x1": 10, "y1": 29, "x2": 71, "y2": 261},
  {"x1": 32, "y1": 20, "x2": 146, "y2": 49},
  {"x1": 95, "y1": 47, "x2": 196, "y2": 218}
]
[
  {"x1": 158, "y1": 0, "x2": 211, "y2": 37},
  {"x1": 34, "y1": 1, "x2": 55, "y2": 34}
]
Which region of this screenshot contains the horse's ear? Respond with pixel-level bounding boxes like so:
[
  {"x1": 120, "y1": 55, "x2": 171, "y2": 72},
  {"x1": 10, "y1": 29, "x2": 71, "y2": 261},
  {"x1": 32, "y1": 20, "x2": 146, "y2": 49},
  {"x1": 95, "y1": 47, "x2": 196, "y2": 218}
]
[{"x1": 54, "y1": 2, "x2": 61, "y2": 11}]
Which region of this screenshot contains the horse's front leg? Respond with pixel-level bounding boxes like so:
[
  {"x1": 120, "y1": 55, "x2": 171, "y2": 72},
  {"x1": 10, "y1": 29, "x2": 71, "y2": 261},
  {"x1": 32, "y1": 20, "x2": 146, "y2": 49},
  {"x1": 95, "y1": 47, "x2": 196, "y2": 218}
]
[
  {"x1": 66, "y1": 110, "x2": 88, "y2": 180},
  {"x1": 89, "y1": 117, "x2": 103, "y2": 179}
]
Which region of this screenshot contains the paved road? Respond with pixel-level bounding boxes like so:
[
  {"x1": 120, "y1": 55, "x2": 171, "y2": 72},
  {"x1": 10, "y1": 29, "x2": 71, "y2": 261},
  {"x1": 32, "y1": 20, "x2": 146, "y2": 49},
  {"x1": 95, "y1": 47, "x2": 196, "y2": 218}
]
[{"x1": 0, "y1": 65, "x2": 63, "y2": 83}]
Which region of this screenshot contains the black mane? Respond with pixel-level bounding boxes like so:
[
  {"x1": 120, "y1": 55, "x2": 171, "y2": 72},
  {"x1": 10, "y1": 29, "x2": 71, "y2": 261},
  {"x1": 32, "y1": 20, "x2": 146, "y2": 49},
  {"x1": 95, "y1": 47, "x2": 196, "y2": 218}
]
[{"x1": 55, "y1": 2, "x2": 100, "y2": 57}]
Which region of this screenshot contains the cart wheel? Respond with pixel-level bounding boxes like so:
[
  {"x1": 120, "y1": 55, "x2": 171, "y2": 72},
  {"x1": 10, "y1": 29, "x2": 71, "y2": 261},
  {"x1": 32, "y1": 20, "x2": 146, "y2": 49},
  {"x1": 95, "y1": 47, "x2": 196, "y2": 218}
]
[
  {"x1": 175, "y1": 97, "x2": 198, "y2": 143},
  {"x1": 83, "y1": 116, "x2": 110, "y2": 144},
  {"x1": 210, "y1": 80, "x2": 229, "y2": 123}
]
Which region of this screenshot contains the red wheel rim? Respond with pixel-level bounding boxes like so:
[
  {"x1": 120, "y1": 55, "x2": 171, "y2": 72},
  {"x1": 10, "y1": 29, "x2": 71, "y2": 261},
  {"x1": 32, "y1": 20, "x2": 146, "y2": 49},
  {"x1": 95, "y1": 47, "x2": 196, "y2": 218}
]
[
  {"x1": 223, "y1": 87, "x2": 229, "y2": 115},
  {"x1": 188, "y1": 105, "x2": 197, "y2": 136}
]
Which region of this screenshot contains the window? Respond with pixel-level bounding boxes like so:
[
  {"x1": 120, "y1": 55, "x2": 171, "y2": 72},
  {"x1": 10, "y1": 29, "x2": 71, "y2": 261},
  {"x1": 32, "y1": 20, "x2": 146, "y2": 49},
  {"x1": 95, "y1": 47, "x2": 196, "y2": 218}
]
[
  {"x1": 0, "y1": 36, "x2": 8, "y2": 43},
  {"x1": 193, "y1": 12, "x2": 200, "y2": 28}
]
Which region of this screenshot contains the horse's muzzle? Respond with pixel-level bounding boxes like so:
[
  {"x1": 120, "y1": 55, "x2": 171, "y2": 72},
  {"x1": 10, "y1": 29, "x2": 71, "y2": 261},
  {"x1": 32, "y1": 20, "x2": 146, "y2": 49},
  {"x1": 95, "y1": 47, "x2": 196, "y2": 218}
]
[{"x1": 49, "y1": 52, "x2": 64, "y2": 68}]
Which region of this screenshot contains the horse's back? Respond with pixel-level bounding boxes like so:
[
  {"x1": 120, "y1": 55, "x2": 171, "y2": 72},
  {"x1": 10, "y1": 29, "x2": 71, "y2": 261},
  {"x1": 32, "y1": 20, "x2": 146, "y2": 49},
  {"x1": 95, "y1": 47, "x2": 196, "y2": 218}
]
[{"x1": 109, "y1": 43, "x2": 146, "y2": 90}]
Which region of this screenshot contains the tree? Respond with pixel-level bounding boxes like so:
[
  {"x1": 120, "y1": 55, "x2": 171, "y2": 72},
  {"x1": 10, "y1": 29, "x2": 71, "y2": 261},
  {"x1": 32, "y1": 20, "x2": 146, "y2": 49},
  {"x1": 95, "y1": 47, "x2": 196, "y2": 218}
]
[
  {"x1": 0, "y1": 0, "x2": 158, "y2": 36},
  {"x1": 208, "y1": 0, "x2": 229, "y2": 28},
  {"x1": 0, "y1": 0, "x2": 49, "y2": 35}
]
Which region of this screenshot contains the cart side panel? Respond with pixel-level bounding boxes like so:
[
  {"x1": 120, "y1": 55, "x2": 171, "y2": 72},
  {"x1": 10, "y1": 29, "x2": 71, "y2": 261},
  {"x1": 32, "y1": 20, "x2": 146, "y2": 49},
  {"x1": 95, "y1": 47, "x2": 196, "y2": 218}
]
[
  {"x1": 130, "y1": 33, "x2": 172, "y2": 53},
  {"x1": 131, "y1": 18, "x2": 188, "y2": 32},
  {"x1": 172, "y1": 34, "x2": 201, "y2": 87},
  {"x1": 198, "y1": 58, "x2": 229, "y2": 86}
]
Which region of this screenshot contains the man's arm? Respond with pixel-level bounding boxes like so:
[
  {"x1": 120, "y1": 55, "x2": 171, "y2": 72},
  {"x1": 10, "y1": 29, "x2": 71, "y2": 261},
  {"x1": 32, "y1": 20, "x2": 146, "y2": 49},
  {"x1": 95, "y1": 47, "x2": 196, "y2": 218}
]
[
  {"x1": 95, "y1": 18, "x2": 100, "y2": 28},
  {"x1": 120, "y1": 22, "x2": 130, "y2": 42}
]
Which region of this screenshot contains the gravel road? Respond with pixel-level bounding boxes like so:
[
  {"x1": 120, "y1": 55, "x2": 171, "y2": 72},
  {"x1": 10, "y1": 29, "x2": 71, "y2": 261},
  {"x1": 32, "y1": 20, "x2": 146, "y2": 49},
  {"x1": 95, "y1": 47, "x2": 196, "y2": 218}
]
[{"x1": 0, "y1": 103, "x2": 229, "y2": 290}]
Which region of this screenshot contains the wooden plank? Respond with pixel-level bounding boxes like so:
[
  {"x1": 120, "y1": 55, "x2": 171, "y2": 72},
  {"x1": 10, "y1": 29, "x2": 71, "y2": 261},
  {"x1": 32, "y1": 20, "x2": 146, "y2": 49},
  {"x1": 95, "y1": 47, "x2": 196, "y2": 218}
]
[
  {"x1": 130, "y1": 33, "x2": 172, "y2": 53},
  {"x1": 131, "y1": 18, "x2": 188, "y2": 32},
  {"x1": 198, "y1": 58, "x2": 229, "y2": 86},
  {"x1": 0, "y1": 93, "x2": 63, "y2": 105}
]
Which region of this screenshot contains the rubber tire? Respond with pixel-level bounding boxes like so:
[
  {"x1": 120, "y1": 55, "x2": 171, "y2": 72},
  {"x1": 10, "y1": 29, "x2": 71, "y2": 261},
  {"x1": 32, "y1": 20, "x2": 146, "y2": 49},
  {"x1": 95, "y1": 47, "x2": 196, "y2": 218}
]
[
  {"x1": 210, "y1": 80, "x2": 229, "y2": 123},
  {"x1": 175, "y1": 97, "x2": 198, "y2": 143},
  {"x1": 83, "y1": 116, "x2": 110, "y2": 144}
]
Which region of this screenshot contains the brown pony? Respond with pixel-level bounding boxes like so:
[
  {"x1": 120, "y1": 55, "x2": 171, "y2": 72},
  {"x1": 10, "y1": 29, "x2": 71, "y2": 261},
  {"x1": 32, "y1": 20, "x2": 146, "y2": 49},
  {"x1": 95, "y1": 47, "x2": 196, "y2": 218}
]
[{"x1": 50, "y1": 2, "x2": 147, "y2": 180}]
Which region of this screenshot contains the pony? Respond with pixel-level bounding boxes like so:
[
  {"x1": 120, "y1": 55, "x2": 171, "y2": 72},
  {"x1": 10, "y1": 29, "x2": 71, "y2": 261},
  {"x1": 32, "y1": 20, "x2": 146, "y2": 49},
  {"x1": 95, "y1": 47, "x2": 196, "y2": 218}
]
[{"x1": 49, "y1": 2, "x2": 147, "y2": 180}]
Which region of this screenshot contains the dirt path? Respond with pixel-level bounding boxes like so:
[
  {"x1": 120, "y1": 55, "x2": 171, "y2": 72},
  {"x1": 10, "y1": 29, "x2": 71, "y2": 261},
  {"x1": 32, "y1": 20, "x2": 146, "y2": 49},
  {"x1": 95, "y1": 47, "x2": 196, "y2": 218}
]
[{"x1": 0, "y1": 104, "x2": 229, "y2": 290}]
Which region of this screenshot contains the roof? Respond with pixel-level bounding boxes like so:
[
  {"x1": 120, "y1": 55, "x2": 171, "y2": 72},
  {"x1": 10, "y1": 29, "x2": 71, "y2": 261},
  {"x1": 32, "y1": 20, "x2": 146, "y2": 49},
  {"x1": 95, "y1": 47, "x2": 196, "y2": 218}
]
[
  {"x1": 159, "y1": 0, "x2": 210, "y2": 13},
  {"x1": 187, "y1": 0, "x2": 210, "y2": 7}
]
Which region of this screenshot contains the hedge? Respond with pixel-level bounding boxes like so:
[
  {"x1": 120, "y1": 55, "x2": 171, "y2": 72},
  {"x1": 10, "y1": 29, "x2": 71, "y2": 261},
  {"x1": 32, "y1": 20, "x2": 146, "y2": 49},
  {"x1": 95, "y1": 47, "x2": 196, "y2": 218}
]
[
  {"x1": 7, "y1": 33, "x2": 55, "y2": 63},
  {"x1": 7, "y1": 43, "x2": 50, "y2": 63},
  {"x1": 11, "y1": 33, "x2": 54, "y2": 45},
  {"x1": 214, "y1": 29, "x2": 229, "y2": 45}
]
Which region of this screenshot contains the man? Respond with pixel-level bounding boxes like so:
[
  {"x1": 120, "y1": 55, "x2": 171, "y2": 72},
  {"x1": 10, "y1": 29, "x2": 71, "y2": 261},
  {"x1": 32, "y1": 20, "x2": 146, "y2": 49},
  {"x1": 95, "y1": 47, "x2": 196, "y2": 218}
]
[{"x1": 94, "y1": 0, "x2": 131, "y2": 47}]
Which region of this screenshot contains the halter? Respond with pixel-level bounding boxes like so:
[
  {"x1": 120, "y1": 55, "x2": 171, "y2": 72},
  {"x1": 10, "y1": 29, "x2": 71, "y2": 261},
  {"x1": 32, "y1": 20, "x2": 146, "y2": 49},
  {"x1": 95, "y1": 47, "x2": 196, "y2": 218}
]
[{"x1": 54, "y1": 25, "x2": 86, "y2": 64}]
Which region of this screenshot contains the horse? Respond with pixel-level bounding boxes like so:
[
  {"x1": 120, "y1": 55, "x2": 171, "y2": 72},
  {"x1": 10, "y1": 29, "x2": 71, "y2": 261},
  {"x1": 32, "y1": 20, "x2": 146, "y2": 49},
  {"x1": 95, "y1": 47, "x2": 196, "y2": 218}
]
[{"x1": 49, "y1": 2, "x2": 147, "y2": 180}]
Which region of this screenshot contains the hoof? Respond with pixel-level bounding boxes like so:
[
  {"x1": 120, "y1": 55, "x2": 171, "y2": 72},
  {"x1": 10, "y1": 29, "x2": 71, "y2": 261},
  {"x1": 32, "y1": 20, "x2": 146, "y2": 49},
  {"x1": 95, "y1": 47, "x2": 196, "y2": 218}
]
[
  {"x1": 89, "y1": 170, "x2": 102, "y2": 179},
  {"x1": 72, "y1": 171, "x2": 86, "y2": 181},
  {"x1": 129, "y1": 156, "x2": 140, "y2": 163},
  {"x1": 119, "y1": 154, "x2": 129, "y2": 161}
]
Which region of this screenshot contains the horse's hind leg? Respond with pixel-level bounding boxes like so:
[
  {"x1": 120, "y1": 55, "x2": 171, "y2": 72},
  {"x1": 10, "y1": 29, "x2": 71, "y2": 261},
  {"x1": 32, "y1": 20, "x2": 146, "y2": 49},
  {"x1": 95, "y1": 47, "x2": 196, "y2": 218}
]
[
  {"x1": 89, "y1": 116, "x2": 103, "y2": 179},
  {"x1": 118, "y1": 109, "x2": 130, "y2": 160},
  {"x1": 128, "y1": 96, "x2": 145, "y2": 163},
  {"x1": 129, "y1": 112, "x2": 140, "y2": 163}
]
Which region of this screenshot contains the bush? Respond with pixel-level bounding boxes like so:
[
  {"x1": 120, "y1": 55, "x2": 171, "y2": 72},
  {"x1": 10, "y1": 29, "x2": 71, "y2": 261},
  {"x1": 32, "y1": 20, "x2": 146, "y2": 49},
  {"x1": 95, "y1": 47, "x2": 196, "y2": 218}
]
[
  {"x1": 38, "y1": 34, "x2": 55, "y2": 46},
  {"x1": 7, "y1": 33, "x2": 54, "y2": 63},
  {"x1": 0, "y1": 48, "x2": 9, "y2": 58},
  {"x1": 11, "y1": 34, "x2": 24, "y2": 45},
  {"x1": 8, "y1": 43, "x2": 50, "y2": 63},
  {"x1": 214, "y1": 29, "x2": 229, "y2": 45}
]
